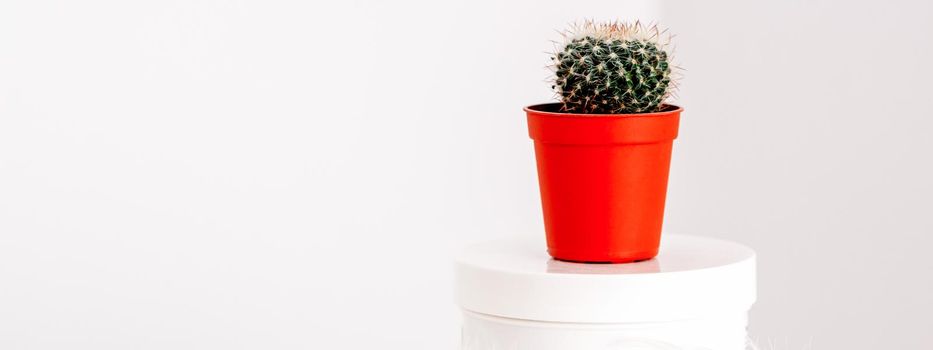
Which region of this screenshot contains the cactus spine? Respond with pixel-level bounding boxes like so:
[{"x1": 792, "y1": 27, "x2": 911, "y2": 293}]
[{"x1": 551, "y1": 21, "x2": 676, "y2": 114}]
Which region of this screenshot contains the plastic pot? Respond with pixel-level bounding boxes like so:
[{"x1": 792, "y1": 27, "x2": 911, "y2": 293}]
[{"x1": 525, "y1": 103, "x2": 682, "y2": 263}]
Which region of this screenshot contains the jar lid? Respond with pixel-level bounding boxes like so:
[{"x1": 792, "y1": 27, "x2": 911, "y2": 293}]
[{"x1": 455, "y1": 234, "x2": 756, "y2": 323}]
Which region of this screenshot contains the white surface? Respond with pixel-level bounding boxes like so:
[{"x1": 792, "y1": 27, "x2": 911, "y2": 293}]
[
  {"x1": 455, "y1": 234, "x2": 756, "y2": 323},
  {"x1": 1, "y1": 0, "x2": 932, "y2": 349},
  {"x1": 462, "y1": 310, "x2": 749, "y2": 350}
]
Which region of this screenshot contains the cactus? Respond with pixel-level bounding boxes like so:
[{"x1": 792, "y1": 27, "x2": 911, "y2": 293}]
[{"x1": 551, "y1": 21, "x2": 676, "y2": 114}]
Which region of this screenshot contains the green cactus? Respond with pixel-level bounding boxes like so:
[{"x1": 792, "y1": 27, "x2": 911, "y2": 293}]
[{"x1": 551, "y1": 21, "x2": 676, "y2": 114}]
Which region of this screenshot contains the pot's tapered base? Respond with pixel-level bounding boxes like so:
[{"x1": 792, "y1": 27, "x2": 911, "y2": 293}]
[{"x1": 547, "y1": 248, "x2": 659, "y2": 264}]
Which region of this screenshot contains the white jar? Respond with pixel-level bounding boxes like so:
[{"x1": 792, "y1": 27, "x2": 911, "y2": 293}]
[{"x1": 455, "y1": 235, "x2": 756, "y2": 350}]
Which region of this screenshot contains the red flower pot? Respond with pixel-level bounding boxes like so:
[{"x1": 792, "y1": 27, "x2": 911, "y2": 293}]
[{"x1": 526, "y1": 103, "x2": 682, "y2": 263}]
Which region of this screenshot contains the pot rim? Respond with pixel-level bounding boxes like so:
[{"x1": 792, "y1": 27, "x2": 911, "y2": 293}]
[{"x1": 524, "y1": 103, "x2": 683, "y2": 118}]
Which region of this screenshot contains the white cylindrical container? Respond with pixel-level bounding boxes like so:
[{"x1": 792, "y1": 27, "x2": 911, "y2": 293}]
[{"x1": 455, "y1": 235, "x2": 756, "y2": 350}]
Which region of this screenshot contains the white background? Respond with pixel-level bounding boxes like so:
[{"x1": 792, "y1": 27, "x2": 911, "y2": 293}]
[{"x1": 1, "y1": 0, "x2": 931, "y2": 349}]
